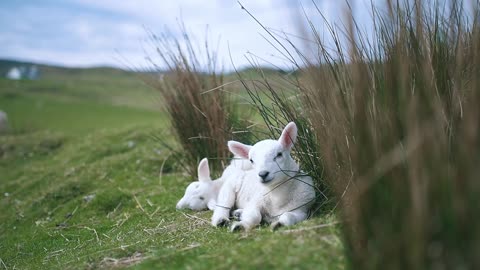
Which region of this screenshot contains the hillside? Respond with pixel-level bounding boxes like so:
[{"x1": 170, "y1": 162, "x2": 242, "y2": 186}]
[
  {"x1": 0, "y1": 59, "x2": 134, "y2": 79},
  {"x1": 0, "y1": 59, "x2": 344, "y2": 269},
  {"x1": 0, "y1": 59, "x2": 162, "y2": 112}
]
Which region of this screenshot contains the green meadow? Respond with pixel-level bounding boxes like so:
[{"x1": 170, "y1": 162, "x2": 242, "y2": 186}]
[{"x1": 0, "y1": 63, "x2": 343, "y2": 269}]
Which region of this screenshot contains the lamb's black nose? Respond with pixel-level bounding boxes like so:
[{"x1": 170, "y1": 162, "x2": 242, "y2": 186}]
[{"x1": 258, "y1": 171, "x2": 270, "y2": 180}]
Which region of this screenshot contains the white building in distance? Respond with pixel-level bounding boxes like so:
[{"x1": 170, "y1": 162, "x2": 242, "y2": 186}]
[
  {"x1": 6, "y1": 67, "x2": 22, "y2": 80},
  {"x1": 6, "y1": 66, "x2": 39, "y2": 80}
]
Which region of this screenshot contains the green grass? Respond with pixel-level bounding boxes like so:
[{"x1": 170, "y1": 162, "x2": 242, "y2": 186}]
[
  {"x1": 0, "y1": 91, "x2": 162, "y2": 135},
  {"x1": 0, "y1": 68, "x2": 159, "y2": 110},
  {"x1": 0, "y1": 68, "x2": 344, "y2": 269}
]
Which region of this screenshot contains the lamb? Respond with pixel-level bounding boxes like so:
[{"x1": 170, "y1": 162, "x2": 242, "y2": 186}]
[
  {"x1": 211, "y1": 122, "x2": 316, "y2": 231},
  {"x1": 176, "y1": 157, "x2": 251, "y2": 211}
]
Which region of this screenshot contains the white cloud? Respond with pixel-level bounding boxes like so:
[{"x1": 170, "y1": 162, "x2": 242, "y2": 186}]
[{"x1": 0, "y1": 0, "x2": 379, "y2": 70}]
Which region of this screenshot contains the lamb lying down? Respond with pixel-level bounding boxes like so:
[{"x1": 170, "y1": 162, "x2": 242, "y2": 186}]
[
  {"x1": 176, "y1": 157, "x2": 252, "y2": 211},
  {"x1": 211, "y1": 122, "x2": 316, "y2": 231}
]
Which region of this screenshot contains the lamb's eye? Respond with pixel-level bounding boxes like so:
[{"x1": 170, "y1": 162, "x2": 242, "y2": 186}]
[
  {"x1": 276, "y1": 152, "x2": 283, "y2": 158},
  {"x1": 199, "y1": 196, "x2": 205, "y2": 201},
  {"x1": 249, "y1": 159, "x2": 254, "y2": 164}
]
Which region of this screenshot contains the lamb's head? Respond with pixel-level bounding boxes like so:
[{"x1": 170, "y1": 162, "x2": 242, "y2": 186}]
[
  {"x1": 176, "y1": 158, "x2": 217, "y2": 211},
  {"x1": 228, "y1": 122, "x2": 300, "y2": 185}
]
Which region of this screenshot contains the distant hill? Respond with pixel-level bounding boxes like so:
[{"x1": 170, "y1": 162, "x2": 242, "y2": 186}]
[
  {"x1": 0, "y1": 59, "x2": 142, "y2": 80},
  {"x1": 0, "y1": 58, "x2": 295, "y2": 80},
  {"x1": 0, "y1": 58, "x2": 163, "y2": 111}
]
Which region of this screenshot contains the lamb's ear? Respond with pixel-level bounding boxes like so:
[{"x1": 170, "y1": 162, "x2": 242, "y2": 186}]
[
  {"x1": 278, "y1": 122, "x2": 297, "y2": 150},
  {"x1": 197, "y1": 158, "x2": 211, "y2": 183},
  {"x1": 228, "y1": 141, "x2": 251, "y2": 159}
]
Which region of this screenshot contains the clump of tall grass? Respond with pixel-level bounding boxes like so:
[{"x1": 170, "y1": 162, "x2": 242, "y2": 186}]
[
  {"x1": 338, "y1": 2, "x2": 480, "y2": 268},
  {"x1": 234, "y1": 64, "x2": 331, "y2": 212},
  {"x1": 246, "y1": 0, "x2": 480, "y2": 268},
  {"x1": 147, "y1": 27, "x2": 251, "y2": 177}
]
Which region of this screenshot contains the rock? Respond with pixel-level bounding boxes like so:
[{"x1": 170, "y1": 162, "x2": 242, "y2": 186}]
[
  {"x1": 127, "y1": 140, "x2": 136, "y2": 148},
  {"x1": 83, "y1": 194, "x2": 96, "y2": 203},
  {"x1": 0, "y1": 110, "x2": 8, "y2": 134}
]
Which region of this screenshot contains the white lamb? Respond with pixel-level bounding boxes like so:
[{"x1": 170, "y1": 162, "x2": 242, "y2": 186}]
[
  {"x1": 211, "y1": 122, "x2": 316, "y2": 231},
  {"x1": 176, "y1": 157, "x2": 251, "y2": 211}
]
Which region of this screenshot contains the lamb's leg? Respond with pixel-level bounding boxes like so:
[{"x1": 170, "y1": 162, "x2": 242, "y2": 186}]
[
  {"x1": 232, "y1": 209, "x2": 243, "y2": 221},
  {"x1": 230, "y1": 206, "x2": 261, "y2": 232},
  {"x1": 271, "y1": 210, "x2": 308, "y2": 230},
  {"x1": 211, "y1": 183, "x2": 236, "y2": 227}
]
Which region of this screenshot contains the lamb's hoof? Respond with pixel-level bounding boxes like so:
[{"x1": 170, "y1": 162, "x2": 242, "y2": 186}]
[
  {"x1": 230, "y1": 222, "x2": 245, "y2": 232},
  {"x1": 213, "y1": 217, "x2": 229, "y2": 227},
  {"x1": 270, "y1": 221, "x2": 282, "y2": 231},
  {"x1": 232, "y1": 209, "x2": 243, "y2": 221}
]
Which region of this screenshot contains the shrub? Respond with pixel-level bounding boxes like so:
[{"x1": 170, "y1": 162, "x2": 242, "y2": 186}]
[{"x1": 147, "y1": 26, "x2": 252, "y2": 177}]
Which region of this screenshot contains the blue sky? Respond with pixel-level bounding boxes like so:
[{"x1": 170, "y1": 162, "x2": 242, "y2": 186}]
[{"x1": 0, "y1": 0, "x2": 377, "y2": 70}]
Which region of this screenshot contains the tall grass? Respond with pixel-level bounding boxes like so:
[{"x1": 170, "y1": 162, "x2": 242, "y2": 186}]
[
  {"x1": 337, "y1": 2, "x2": 480, "y2": 268},
  {"x1": 147, "y1": 27, "x2": 250, "y2": 177},
  {"x1": 234, "y1": 65, "x2": 331, "y2": 212},
  {"x1": 243, "y1": 0, "x2": 480, "y2": 268}
]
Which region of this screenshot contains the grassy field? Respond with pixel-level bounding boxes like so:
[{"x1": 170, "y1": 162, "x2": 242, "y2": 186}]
[{"x1": 0, "y1": 63, "x2": 344, "y2": 269}]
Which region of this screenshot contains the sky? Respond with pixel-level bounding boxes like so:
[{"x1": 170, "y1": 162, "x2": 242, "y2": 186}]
[{"x1": 0, "y1": 0, "x2": 377, "y2": 70}]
